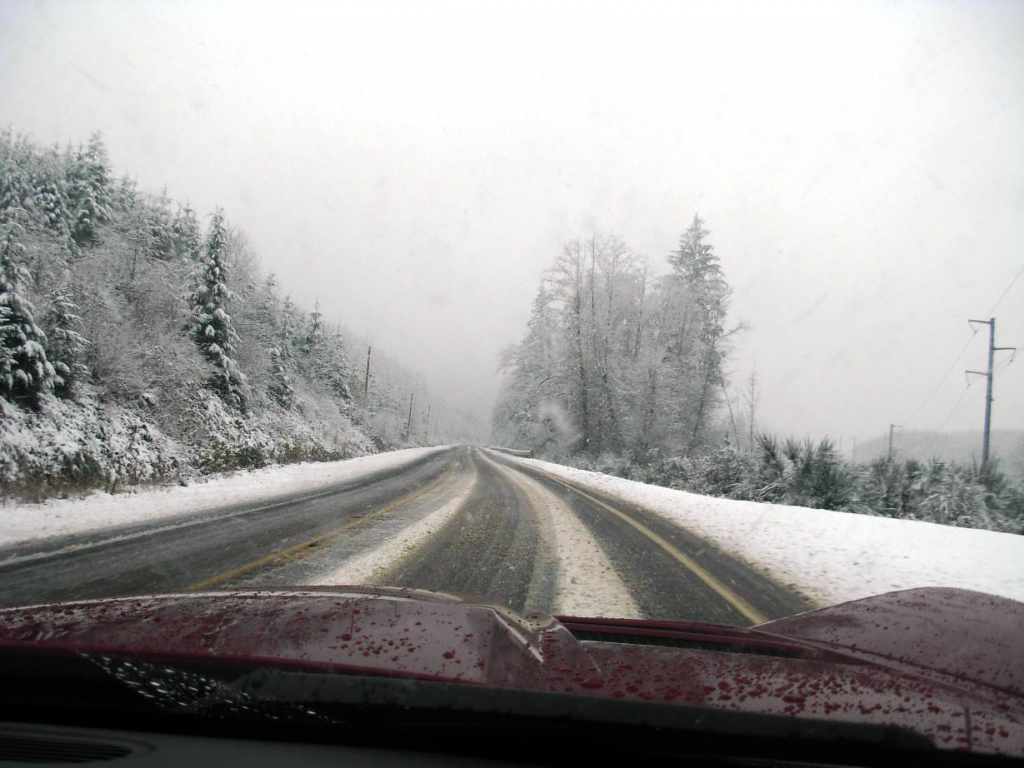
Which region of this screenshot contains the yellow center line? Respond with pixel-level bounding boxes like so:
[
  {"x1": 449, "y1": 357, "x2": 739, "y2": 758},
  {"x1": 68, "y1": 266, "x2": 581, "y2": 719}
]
[
  {"x1": 184, "y1": 461, "x2": 459, "y2": 592},
  {"x1": 531, "y1": 467, "x2": 768, "y2": 625}
]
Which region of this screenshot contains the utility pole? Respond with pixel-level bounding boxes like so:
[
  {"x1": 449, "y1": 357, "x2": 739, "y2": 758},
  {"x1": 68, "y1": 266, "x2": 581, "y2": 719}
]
[
  {"x1": 363, "y1": 346, "x2": 371, "y2": 398},
  {"x1": 967, "y1": 317, "x2": 1016, "y2": 467},
  {"x1": 887, "y1": 424, "x2": 901, "y2": 461},
  {"x1": 425, "y1": 404, "x2": 431, "y2": 442},
  {"x1": 405, "y1": 392, "x2": 414, "y2": 441}
]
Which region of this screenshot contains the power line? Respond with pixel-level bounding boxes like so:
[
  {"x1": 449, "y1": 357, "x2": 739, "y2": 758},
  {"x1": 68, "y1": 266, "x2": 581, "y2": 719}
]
[
  {"x1": 937, "y1": 381, "x2": 976, "y2": 431},
  {"x1": 906, "y1": 263, "x2": 1022, "y2": 427},
  {"x1": 905, "y1": 328, "x2": 980, "y2": 425},
  {"x1": 939, "y1": 384, "x2": 983, "y2": 430},
  {"x1": 985, "y1": 262, "x2": 1024, "y2": 317},
  {"x1": 938, "y1": 356, "x2": 1015, "y2": 431}
]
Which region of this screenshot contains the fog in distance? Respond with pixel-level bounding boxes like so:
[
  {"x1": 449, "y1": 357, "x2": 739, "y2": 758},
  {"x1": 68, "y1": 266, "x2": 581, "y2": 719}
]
[{"x1": 2, "y1": 0, "x2": 1021, "y2": 445}]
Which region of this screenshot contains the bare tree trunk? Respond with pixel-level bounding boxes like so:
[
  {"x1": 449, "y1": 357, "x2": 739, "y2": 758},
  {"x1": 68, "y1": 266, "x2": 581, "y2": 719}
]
[
  {"x1": 720, "y1": 378, "x2": 740, "y2": 449},
  {"x1": 688, "y1": 338, "x2": 720, "y2": 453},
  {"x1": 742, "y1": 370, "x2": 760, "y2": 452},
  {"x1": 641, "y1": 367, "x2": 658, "y2": 446},
  {"x1": 633, "y1": 261, "x2": 648, "y2": 359}
]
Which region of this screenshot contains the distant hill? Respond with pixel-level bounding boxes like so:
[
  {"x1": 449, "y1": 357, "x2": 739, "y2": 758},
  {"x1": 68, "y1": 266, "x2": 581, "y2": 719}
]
[{"x1": 853, "y1": 430, "x2": 1024, "y2": 479}]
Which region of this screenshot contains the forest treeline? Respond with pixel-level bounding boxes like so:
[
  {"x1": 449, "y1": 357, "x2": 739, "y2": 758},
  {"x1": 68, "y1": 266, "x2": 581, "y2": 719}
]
[
  {"x1": 0, "y1": 130, "x2": 479, "y2": 498},
  {"x1": 493, "y1": 221, "x2": 1023, "y2": 533},
  {"x1": 493, "y1": 217, "x2": 732, "y2": 457}
]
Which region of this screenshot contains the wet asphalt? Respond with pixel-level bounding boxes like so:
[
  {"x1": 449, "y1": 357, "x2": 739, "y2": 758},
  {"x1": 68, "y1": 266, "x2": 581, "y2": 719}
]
[
  {"x1": 0, "y1": 446, "x2": 813, "y2": 625},
  {"x1": 371, "y1": 449, "x2": 559, "y2": 617},
  {"x1": 502, "y1": 457, "x2": 812, "y2": 623},
  {"x1": 0, "y1": 449, "x2": 457, "y2": 608}
]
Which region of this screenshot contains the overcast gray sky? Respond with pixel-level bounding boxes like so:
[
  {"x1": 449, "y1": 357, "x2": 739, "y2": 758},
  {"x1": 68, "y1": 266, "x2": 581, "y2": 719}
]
[{"x1": 2, "y1": 0, "x2": 1022, "y2": 446}]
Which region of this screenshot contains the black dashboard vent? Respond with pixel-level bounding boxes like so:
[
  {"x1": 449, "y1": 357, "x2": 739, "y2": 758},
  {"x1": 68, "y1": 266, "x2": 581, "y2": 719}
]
[
  {"x1": 569, "y1": 628, "x2": 803, "y2": 658},
  {"x1": 0, "y1": 734, "x2": 132, "y2": 763}
]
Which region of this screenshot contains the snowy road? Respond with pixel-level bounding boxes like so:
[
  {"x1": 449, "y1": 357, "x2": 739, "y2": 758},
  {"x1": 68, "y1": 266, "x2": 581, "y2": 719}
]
[{"x1": 0, "y1": 446, "x2": 811, "y2": 624}]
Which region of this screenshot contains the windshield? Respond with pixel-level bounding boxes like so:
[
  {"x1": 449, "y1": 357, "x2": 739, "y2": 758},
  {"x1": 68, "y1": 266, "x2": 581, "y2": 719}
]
[{"x1": 0, "y1": 0, "x2": 1022, "y2": 755}]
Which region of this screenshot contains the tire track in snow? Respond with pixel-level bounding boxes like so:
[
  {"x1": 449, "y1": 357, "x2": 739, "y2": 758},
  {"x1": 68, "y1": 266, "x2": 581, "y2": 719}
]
[
  {"x1": 483, "y1": 452, "x2": 642, "y2": 619},
  {"x1": 304, "y1": 455, "x2": 480, "y2": 588},
  {"x1": 498, "y1": 454, "x2": 811, "y2": 624},
  {"x1": 371, "y1": 448, "x2": 557, "y2": 616}
]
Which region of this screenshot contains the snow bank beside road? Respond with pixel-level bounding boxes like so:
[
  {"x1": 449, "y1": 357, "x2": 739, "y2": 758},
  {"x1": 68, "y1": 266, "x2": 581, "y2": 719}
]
[
  {"x1": 506, "y1": 456, "x2": 1024, "y2": 607},
  {"x1": 0, "y1": 446, "x2": 451, "y2": 549}
]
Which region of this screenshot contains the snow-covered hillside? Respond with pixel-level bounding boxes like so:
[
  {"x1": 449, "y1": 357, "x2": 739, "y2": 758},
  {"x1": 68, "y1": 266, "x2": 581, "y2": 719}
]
[{"x1": 0, "y1": 131, "x2": 482, "y2": 501}]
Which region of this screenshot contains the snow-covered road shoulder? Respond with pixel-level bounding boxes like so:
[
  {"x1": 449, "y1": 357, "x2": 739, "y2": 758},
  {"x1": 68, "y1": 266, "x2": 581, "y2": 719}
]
[
  {"x1": 0, "y1": 446, "x2": 452, "y2": 549},
  {"x1": 503, "y1": 455, "x2": 1024, "y2": 607}
]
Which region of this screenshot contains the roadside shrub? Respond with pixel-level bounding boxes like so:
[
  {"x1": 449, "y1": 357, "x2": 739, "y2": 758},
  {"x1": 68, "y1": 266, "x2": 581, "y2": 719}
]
[{"x1": 559, "y1": 434, "x2": 1023, "y2": 534}]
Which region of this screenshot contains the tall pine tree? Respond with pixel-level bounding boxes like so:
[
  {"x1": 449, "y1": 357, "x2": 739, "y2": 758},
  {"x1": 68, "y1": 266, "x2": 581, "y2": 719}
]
[
  {"x1": 29, "y1": 146, "x2": 76, "y2": 255},
  {"x1": 0, "y1": 222, "x2": 55, "y2": 409},
  {"x1": 190, "y1": 209, "x2": 247, "y2": 406},
  {"x1": 300, "y1": 302, "x2": 351, "y2": 402},
  {"x1": 259, "y1": 275, "x2": 295, "y2": 409},
  {"x1": 669, "y1": 214, "x2": 728, "y2": 341},
  {"x1": 302, "y1": 301, "x2": 326, "y2": 362},
  {"x1": 171, "y1": 203, "x2": 202, "y2": 261},
  {"x1": 67, "y1": 133, "x2": 112, "y2": 248},
  {"x1": 42, "y1": 281, "x2": 88, "y2": 398},
  {"x1": 668, "y1": 214, "x2": 729, "y2": 451}
]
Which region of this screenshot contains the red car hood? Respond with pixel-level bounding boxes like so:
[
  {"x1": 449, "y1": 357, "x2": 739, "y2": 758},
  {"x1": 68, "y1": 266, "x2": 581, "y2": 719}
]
[{"x1": 0, "y1": 586, "x2": 1022, "y2": 757}]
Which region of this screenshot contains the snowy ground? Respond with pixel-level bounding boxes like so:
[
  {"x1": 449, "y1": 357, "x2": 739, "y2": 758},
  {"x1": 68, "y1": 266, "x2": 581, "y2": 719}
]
[
  {"x1": 0, "y1": 446, "x2": 451, "y2": 548},
  {"x1": 506, "y1": 455, "x2": 1024, "y2": 607}
]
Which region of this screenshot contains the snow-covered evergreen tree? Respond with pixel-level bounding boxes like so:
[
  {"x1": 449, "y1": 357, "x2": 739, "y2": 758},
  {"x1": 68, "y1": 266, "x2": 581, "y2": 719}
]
[
  {"x1": 0, "y1": 130, "x2": 32, "y2": 223},
  {"x1": 190, "y1": 208, "x2": 247, "y2": 407},
  {"x1": 0, "y1": 222, "x2": 55, "y2": 409},
  {"x1": 494, "y1": 285, "x2": 562, "y2": 451},
  {"x1": 268, "y1": 345, "x2": 295, "y2": 408},
  {"x1": 301, "y1": 301, "x2": 328, "y2": 382},
  {"x1": 302, "y1": 301, "x2": 326, "y2": 361},
  {"x1": 242, "y1": 272, "x2": 295, "y2": 409},
  {"x1": 669, "y1": 214, "x2": 728, "y2": 343},
  {"x1": 42, "y1": 281, "x2": 88, "y2": 398},
  {"x1": 271, "y1": 293, "x2": 302, "y2": 408},
  {"x1": 280, "y1": 294, "x2": 299, "y2": 349},
  {"x1": 143, "y1": 189, "x2": 175, "y2": 261},
  {"x1": 322, "y1": 329, "x2": 352, "y2": 401},
  {"x1": 171, "y1": 203, "x2": 202, "y2": 261},
  {"x1": 28, "y1": 146, "x2": 76, "y2": 254},
  {"x1": 667, "y1": 214, "x2": 730, "y2": 452},
  {"x1": 114, "y1": 178, "x2": 177, "y2": 268},
  {"x1": 0, "y1": 302, "x2": 11, "y2": 384},
  {"x1": 67, "y1": 133, "x2": 112, "y2": 248},
  {"x1": 299, "y1": 302, "x2": 351, "y2": 403}
]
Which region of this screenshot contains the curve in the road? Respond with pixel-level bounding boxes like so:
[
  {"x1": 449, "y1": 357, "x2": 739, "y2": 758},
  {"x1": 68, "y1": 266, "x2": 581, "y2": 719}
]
[
  {"x1": 2, "y1": 444, "x2": 815, "y2": 629},
  {"x1": 489, "y1": 453, "x2": 813, "y2": 626}
]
